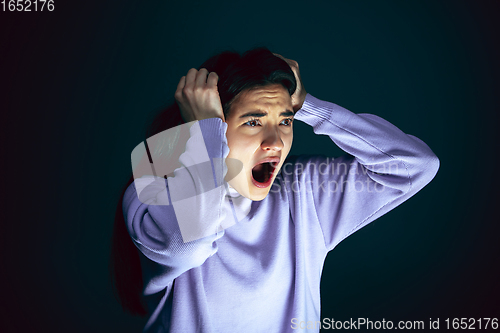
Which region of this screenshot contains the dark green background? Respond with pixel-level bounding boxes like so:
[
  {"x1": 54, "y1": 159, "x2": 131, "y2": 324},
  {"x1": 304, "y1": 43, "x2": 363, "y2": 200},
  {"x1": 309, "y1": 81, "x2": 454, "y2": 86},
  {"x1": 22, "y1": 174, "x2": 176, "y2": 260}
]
[{"x1": 1, "y1": 0, "x2": 499, "y2": 331}]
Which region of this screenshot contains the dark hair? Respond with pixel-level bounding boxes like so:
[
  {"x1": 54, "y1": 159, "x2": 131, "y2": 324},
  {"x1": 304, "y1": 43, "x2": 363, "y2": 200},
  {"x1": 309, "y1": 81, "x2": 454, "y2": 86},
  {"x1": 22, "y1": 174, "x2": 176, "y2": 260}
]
[{"x1": 110, "y1": 47, "x2": 296, "y2": 315}]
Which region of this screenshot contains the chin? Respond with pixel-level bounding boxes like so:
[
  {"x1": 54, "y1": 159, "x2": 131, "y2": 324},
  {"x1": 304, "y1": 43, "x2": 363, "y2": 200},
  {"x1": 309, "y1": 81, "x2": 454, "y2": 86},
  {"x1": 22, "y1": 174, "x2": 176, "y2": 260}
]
[
  {"x1": 230, "y1": 185, "x2": 270, "y2": 201},
  {"x1": 246, "y1": 189, "x2": 270, "y2": 201},
  {"x1": 228, "y1": 178, "x2": 274, "y2": 202}
]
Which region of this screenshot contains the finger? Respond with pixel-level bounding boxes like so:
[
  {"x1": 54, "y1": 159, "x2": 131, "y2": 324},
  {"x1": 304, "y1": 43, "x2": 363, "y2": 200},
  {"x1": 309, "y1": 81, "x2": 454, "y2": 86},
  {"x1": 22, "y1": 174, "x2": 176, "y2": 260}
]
[
  {"x1": 175, "y1": 76, "x2": 186, "y2": 100},
  {"x1": 273, "y1": 52, "x2": 284, "y2": 60},
  {"x1": 176, "y1": 76, "x2": 186, "y2": 91},
  {"x1": 206, "y1": 72, "x2": 219, "y2": 89},
  {"x1": 273, "y1": 53, "x2": 298, "y2": 68},
  {"x1": 273, "y1": 53, "x2": 291, "y2": 65},
  {"x1": 185, "y1": 68, "x2": 198, "y2": 88},
  {"x1": 195, "y1": 68, "x2": 210, "y2": 88}
]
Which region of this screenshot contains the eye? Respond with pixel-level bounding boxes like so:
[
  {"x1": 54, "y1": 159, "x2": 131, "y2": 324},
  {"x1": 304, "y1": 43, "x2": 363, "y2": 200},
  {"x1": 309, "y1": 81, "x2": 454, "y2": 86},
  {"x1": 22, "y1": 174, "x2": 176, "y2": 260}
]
[
  {"x1": 243, "y1": 119, "x2": 261, "y2": 127},
  {"x1": 280, "y1": 118, "x2": 293, "y2": 126}
]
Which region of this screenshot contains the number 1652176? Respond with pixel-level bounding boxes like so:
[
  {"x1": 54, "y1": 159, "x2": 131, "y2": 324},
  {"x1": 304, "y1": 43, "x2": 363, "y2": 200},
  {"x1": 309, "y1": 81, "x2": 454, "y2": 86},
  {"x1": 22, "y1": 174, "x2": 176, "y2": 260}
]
[{"x1": 2, "y1": 0, "x2": 55, "y2": 11}]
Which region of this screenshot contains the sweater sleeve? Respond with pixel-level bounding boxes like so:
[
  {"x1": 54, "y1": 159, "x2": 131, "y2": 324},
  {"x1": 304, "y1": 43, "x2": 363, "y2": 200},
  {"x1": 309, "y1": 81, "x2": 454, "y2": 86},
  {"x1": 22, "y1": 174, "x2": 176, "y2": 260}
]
[
  {"x1": 286, "y1": 94, "x2": 440, "y2": 251},
  {"x1": 123, "y1": 118, "x2": 234, "y2": 295}
]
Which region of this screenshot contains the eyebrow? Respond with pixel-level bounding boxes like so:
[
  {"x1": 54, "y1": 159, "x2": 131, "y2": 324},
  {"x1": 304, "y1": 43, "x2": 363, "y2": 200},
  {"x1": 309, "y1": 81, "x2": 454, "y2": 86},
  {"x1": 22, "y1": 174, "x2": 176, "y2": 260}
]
[{"x1": 239, "y1": 110, "x2": 294, "y2": 119}]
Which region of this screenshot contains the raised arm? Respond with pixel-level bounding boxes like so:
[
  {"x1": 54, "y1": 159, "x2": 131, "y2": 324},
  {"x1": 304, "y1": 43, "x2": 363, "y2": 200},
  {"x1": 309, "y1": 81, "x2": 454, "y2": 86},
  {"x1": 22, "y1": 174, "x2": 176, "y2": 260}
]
[
  {"x1": 285, "y1": 94, "x2": 439, "y2": 251},
  {"x1": 123, "y1": 68, "x2": 234, "y2": 295}
]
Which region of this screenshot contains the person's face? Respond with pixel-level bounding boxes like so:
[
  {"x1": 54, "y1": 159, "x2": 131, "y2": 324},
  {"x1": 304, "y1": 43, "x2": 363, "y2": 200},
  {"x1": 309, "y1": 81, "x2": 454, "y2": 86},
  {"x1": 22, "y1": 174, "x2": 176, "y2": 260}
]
[{"x1": 225, "y1": 84, "x2": 294, "y2": 201}]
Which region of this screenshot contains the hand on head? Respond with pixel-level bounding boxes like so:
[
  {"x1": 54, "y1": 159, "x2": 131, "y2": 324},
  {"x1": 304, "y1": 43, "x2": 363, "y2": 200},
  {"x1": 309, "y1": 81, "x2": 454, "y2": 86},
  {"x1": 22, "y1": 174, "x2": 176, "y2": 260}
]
[
  {"x1": 273, "y1": 53, "x2": 307, "y2": 112},
  {"x1": 175, "y1": 68, "x2": 225, "y2": 122}
]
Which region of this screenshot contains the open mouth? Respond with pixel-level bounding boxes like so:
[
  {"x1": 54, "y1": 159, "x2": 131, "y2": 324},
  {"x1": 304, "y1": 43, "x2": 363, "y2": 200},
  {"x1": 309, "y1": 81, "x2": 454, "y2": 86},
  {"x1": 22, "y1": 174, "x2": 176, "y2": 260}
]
[{"x1": 251, "y1": 161, "x2": 277, "y2": 188}]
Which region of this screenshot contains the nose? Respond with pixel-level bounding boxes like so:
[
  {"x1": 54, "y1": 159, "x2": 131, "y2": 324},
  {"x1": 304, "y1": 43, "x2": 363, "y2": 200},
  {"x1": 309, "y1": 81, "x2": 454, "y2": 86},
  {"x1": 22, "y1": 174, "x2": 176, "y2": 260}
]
[{"x1": 261, "y1": 128, "x2": 284, "y2": 151}]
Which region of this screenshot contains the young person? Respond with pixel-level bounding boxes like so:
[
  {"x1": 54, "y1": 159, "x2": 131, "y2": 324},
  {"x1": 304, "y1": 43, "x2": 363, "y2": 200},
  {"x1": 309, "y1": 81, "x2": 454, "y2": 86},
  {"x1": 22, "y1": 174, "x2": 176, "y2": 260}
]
[{"x1": 111, "y1": 47, "x2": 439, "y2": 332}]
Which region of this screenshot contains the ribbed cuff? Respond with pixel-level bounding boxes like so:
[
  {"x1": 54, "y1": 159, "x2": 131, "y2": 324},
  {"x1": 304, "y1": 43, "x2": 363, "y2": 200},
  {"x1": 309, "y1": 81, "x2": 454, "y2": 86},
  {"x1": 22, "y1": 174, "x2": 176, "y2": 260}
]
[
  {"x1": 197, "y1": 118, "x2": 228, "y2": 159},
  {"x1": 295, "y1": 93, "x2": 353, "y2": 130}
]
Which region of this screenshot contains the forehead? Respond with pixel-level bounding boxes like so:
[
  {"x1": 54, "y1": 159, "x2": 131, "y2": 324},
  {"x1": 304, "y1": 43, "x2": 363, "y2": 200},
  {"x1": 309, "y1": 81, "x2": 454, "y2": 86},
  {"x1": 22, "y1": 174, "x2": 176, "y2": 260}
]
[{"x1": 230, "y1": 84, "x2": 292, "y2": 113}]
